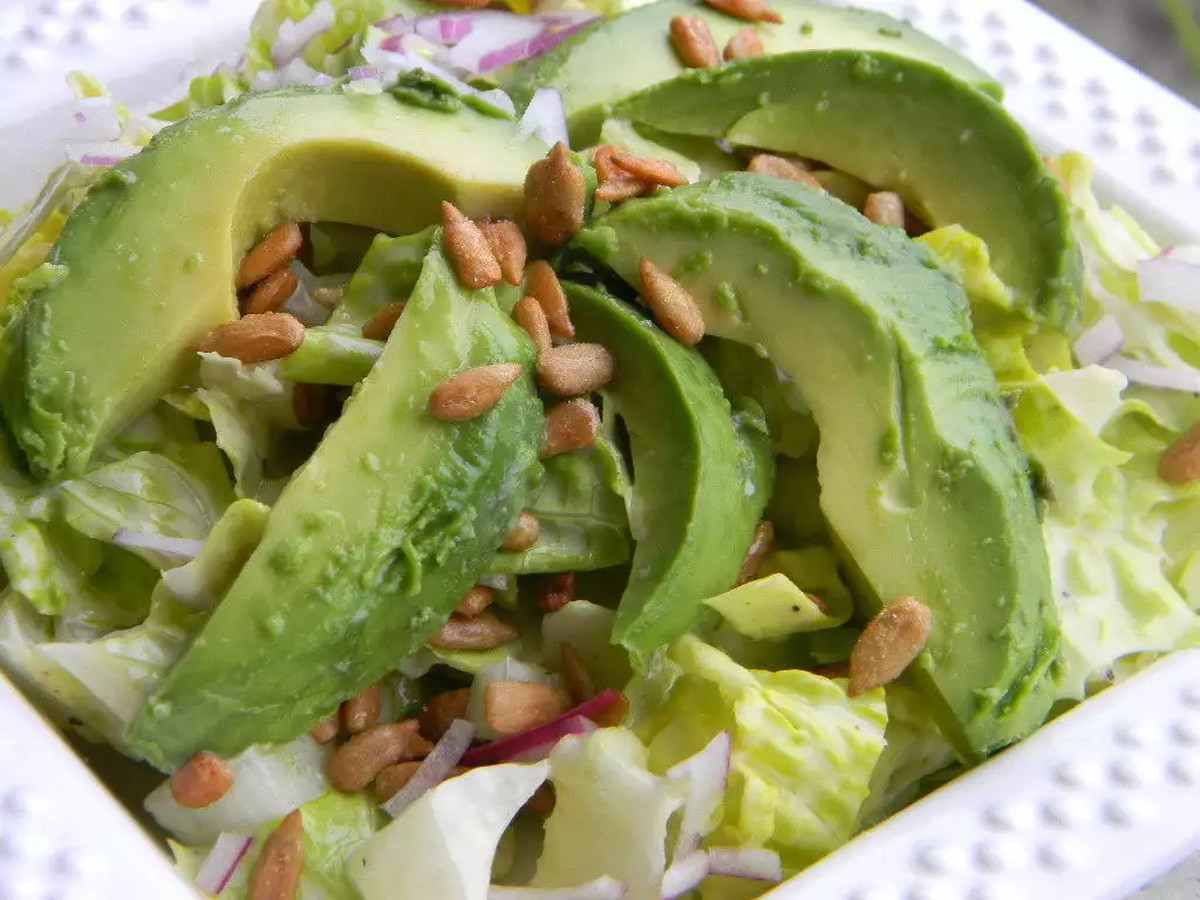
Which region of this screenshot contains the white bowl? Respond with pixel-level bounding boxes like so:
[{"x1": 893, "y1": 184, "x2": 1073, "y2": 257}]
[{"x1": 0, "y1": 1, "x2": 1198, "y2": 898}]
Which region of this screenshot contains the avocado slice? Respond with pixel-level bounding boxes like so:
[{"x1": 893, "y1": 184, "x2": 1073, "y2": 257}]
[
  {"x1": 572, "y1": 174, "x2": 1058, "y2": 756},
  {"x1": 125, "y1": 238, "x2": 543, "y2": 771},
  {"x1": 564, "y1": 282, "x2": 773, "y2": 659},
  {"x1": 2, "y1": 86, "x2": 546, "y2": 481},
  {"x1": 614, "y1": 51, "x2": 1079, "y2": 328},
  {"x1": 510, "y1": 0, "x2": 1000, "y2": 145}
]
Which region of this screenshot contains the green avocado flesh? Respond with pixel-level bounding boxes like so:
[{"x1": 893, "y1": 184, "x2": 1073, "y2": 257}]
[
  {"x1": 125, "y1": 239, "x2": 543, "y2": 771},
  {"x1": 512, "y1": 0, "x2": 1000, "y2": 145},
  {"x1": 614, "y1": 51, "x2": 1080, "y2": 328},
  {"x1": 565, "y1": 283, "x2": 773, "y2": 659},
  {"x1": 573, "y1": 174, "x2": 1058, "y2": 756},
  {"x1": 2, "y1": 87, "x2": 546, "y2": 481}
]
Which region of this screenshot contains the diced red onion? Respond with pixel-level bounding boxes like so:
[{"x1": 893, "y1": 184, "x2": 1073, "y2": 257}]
[
  {"x1": 78, "y1": 155, "x2": 126, "y2": 169},
  {"x1": 660, "y1": 851, "x2": 709, "y2": 899},
  {"x1": 1073, "y1": 314, "x2": 1125, "y2": 367},
  {"x1": 488, "y1": 876, "x2": 626, "y2": 900},
  {"x1": 447, "y1": 17, "x2": 544, "y2": 72},
  {"x1": 273, "y1": 0, "x2": 337, "y2": 65},
  {"x1": 461, "y1": 690, "x2": 624, "y2": 766},
  {"x1": 381, "y1": 719, "x2": 475, "y2": 818},
  {"x1": 1106, "y1": 356, "x2": 1200, "y2": 394},
  {"x1": 505, "y1": 716, "x2": 598, "y2": 763},
  {"x1": 705, "y1": 848, "x2": 783, "y2": 883},
  {"x1": 474, "y1": 90, "x2": 517, "y2": 117},
  {"x1": 65, "y1": 141, "x2": 138, "y2": 165},
  {"x1": 283, "y1": 262, "x2": 334, "y2": 326},
  {"x1": 72, "y1": 96, "x2": 122, "y2": 142},
  {"x1": 194, "y1": 833, "x2": 253, "y2": 895},
  {"x1": 111, "y1": 529, "x2": 203, "y2": 562},
  {"x1": 666, "y1": 732, "x2": 731, "y2": 859},
  {"x1": 349, "y1": 65, "x2": 380, "y2": 81},
  {"x1": 518, "y1": 88, "x2": 569, "y2": 149},
  {"x1": 1139, "y1": 247, "x2": 1200, "y2": 314}
]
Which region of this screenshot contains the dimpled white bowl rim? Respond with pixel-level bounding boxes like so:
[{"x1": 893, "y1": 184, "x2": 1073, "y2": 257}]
[{"x1": 0, "y1": 1, "x2": 1199, "y2": 899}]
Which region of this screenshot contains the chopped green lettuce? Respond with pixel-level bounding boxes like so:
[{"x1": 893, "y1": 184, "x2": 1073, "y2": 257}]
[
  {"x1": 702, "y1": 573, "x2": 845, "y2": 640},
  {"x1": 533, "y1": 729, "x2": 684, "y2": 900},
  {"x1": 632, "y1": 636, "x2": 887, "y2": 871}
]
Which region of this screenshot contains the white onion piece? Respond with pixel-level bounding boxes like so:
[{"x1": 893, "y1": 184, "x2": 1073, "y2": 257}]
[
  {"x1": 194, "y1": 833, "x2": 253, "y2": 895},
  {"x1": 111, "y1": 529, "x2": 203, "y2": 563},
  {"x1": 705, "y1": 848, "x2": 783, "y2": 883},
  {"x1": 1107, "y1": 356, "x2": 1200, "y2": 394},
  {"x1": 666, "y1": 732, "x2": 731, "y2": 859},
  {"x1": 72, "y1": 96, "x2": 122, "y2": 142},
  {"x1": 1073, "y1": 314, "x2": 1125, "y2": 367},
  {"x1": 475, "y1": 89, "x2": 517, "y2": 118},
  {"x1": 477, "y1": 573, "x2": 511, "y2": 591},
  {"x1": 64, "y1": 140, "x2": 139, "y2": 166},
  {"x1": 273, "y1": 0, "x2": 337, "y2": 65},
  {"x1": 283, "y1": 262, "x2": 334, "y2": 325},
  {"x1": 660, "y1": 851, "x2": 710, "y2": 899},
  {"x1": 518, "y1": 88, "x2": 569, "y2": 149},
  {"x1": 252, "y1": 58, "x2": 336, "y2": 90},
  {"x1": 488, "y1": 876, "x2": 626, "y2": 900},
  {"x1": 1139, "y1": 247, "x2": 1200, "y2": 314},
  {"x1": 381, "y1": 718, "x2": 475, "y2": 818}
]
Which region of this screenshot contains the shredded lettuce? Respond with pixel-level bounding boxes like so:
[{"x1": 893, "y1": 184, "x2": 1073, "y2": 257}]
[{"x1": 631, "y1": 637, "x2": 887, "y2": 871}]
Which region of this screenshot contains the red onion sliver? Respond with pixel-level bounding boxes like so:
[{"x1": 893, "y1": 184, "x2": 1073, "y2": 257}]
[
  {"x1": 461, "y1": 690, "x2": 623, "y2": 766},
  {"x1": 273, "y1": 1, "x2": 337, "y2": 65},
  {"x1": 661, "y1": 851, "x2": 710, "y2": 899},
  {"x1": 517, "y1": 87, "x2": 569, "y2": 149},
  {"x1": 666, "y1": 732, "x2": 731, "y2": 859},
  {"x1": 381, "y1": 718, "x2": 475, "y2": 818},
  {"x1": 705, "y1": 847, "x2": 783, "y2": 883},
  {"x1": 1073, "y1": 314, "x2": 1125, "y2": 367},
  {"x1": 195, "y1": 833, "x2": 253, "y2": 895},
  {"x1": 506, "y1": 716, "x2": 597, "y2": 763},
  {"x1": 1107, "y1": 356, "x2": 1200, "y2": 394},
  {"x1": 487, "y1": 876, "x2": 626, "y2": 900}
]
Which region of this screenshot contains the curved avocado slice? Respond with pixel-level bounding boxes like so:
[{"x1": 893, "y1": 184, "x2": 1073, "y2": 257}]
[
  {"x1": 572, "y1": 174, "x2": 1058, "y2": 756},
  {"x1": 564, "y1": 282, "x2": 773, "y2": 660},
  {"x1": 125, "y1": 238, "x2": 543, "y2": 771},
  {"x1": 510, "y1": 0, "x2": 1000, "y2": 145},
  {"x1": 2, "y1": 86, "x2": 546, "y2": 481},
  {"x1": 614, "y1": 51, "x2": 1079, "y2": 328}
]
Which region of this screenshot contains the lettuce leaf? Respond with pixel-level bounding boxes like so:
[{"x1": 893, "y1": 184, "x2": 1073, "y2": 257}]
[{"x1": 631, "y1": 636, "x2": 887, "y2": 871}]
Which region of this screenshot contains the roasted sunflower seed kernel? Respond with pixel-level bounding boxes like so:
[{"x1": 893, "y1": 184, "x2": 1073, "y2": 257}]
[
  {"x1": 638, "y1": 258, "x2": 706, "y2": 346},
  {"x1": 361, "y1": 302, "x2": 406, "y2": 342},
  {"x1": 484, "y1": 680, "x2": 572, "y2": 735},
  {"x1": 292, "y1": 382, "x2": 332, "y2": 428},
  {"x1": 541, "y1": 399, "x2": 601, "y2": 458},
  {"x1": 247, "y1": 810, "x2": 304, "y2": 900},
  {"x1": 194, "y1": 312, "x2": 306, "y2": 363},
  {"x1": 535, "y1": 571, "x2": 576, "y2": 613},
  {"x1": 537, "y1": 343, "x2": 617, "y2": 396},
  {"x1": 848, "y1": 596, "x2": 933, "y2": 697},
  {"x1": 326, "y1": 720, "x2": 423, "y2": 792},
  {"x1": 1160, "y1": 423, "x2": 1200, "y2": 483},
  {"x1": 703, "y1": 0, "x2": 783, "y2": 23},
  {"x1": 525, "y1": 142, "x2": 587, "y2": 246},
  {"x1": 244, "y1": 268, "x2": 298, "y2": 315},
  {"x1": 513, "y1": 296, "x2": 554, "y2": 356},
  {"x1": 170, "y1": 752, "x2": 234, "y2": 809},
  {"x1": 526, "y1": 260, "x2": 575, "y2": 338},
  {"x1": 430, "y1": 612, "x2": 521, "y2": 650},
  {"x1": 669, "y1": 16, "x2": 720, "y2": 68},
  {"x1": 419, "y1": 688, "x2": 472, "y2": 742},
  {"x1": 428, "y1": 363, "x2": 524, "y2": 422},
  {"x1": 611, "y1": 152, "x2": 689, "y2": 188},
  {"x1": 724, "y1": 26, "x2": 764, "y2": 60},
  {"x1": 737, "y1": 520, "x2": 776, "y2": 584},
  {"x1": 561, "y1": 642, "x2": 595, "y2": 704},
  {"x1": 746, "y1": 153, "x2": 819, "y2": 186},
  {"x1": 455, "y1": 585, "x2": 495, "y2": 618},
  {"x1": 595, "y1": 175, "x2": 652, "y2": 204},
  {"x1": 863, "y1": 191, "x2": 906, "y2": 228},
  {"x1": 237, "y1": 222, "x2": 304, "y2": 290},
  {"x1": 480, "y1": 219, "x2": 528, "y2": 286},
  {"x1": 592, "y1": 144, "x2": 621, "y2": 182},
  {"x1": 440, "y1": 201, "x2": 503, "y2": 289},
  {"x1": 340, "y1": 682, "x2": 383, "y2": 735},
  {"x1": 502, "y1": 510, "x2": 540, "y2": 552},
  {"x1": 310, "y1": 713, "x2": 341, "y2": 745}
]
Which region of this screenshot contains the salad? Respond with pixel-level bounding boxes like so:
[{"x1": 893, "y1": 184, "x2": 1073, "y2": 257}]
[{"x1": 1, "y1": 0, "x2": 1199, "y2": 897}]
